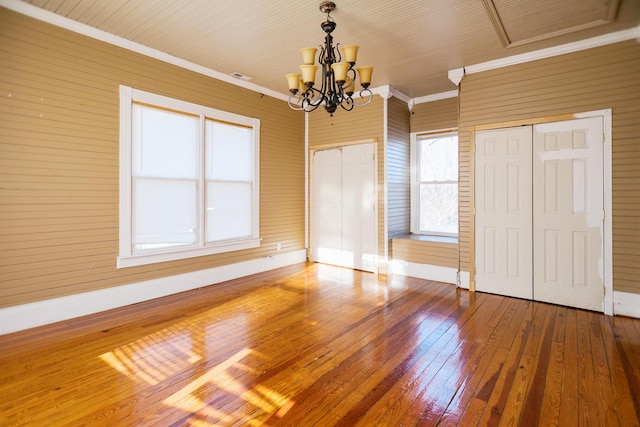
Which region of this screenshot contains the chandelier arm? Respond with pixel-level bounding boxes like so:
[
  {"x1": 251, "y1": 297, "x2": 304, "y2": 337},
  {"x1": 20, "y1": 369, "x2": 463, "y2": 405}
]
[
  {"x1": 339, "y1": 96, "x2": 355, "y2": 112},
  {"x1": 287, "y1": 95, "x2": 305, "y2": 111},
  {"x1": 306, "y1": 87, "x2": 326, "y2": 108},
  {"x1": 351, "y1": 88, "x2": 373, "y2": 107},
  {"x1": 298, "y1": 86, "x2": 326, "y2": 112}
]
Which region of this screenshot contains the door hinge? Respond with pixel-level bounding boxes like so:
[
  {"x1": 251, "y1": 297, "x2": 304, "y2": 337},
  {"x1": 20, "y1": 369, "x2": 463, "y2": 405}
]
[{"x1": 602, "y1": 210, "x2": 605, "y2": 220}]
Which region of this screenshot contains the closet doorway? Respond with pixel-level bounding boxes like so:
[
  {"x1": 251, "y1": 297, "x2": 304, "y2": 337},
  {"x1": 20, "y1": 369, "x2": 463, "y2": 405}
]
[
  {"x1": 475, "y1": 115, "x2": 607, "y2": 312},
  {"x1": 311, "y1": 142, "x2": 377, "y2": 272}
]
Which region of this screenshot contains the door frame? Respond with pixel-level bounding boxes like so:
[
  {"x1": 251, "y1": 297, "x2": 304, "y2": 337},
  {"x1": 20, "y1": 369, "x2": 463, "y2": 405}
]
[
  {"x1": 309, "y1": 139, "x2": 379, "y2": 273},
  {"x1": 469, "y1": 109, "x2": 612, "y2": 314}
]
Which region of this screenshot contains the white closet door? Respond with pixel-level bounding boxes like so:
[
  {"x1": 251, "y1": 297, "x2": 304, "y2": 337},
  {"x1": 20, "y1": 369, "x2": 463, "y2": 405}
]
[
  {"x1": 475, "y1": 126, "x2": 533, "y2": 299},
  {"x1": 342, "y1": 143, "x2": 376, "y2": 272},
  {"x1": 312, "y1": 149, "x2": 343, "y2": 267},
  {"x1": 533, "y1": 117, "x2": 604, "y2": 311},
  {"x1": 312, "y1": 143, "x2": 376, "y2": 272}
]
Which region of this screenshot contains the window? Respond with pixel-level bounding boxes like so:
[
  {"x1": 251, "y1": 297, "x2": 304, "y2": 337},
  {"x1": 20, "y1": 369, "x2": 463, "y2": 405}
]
[
  {"x1": 411, "y1": 132, "x2": 458, "y2": 236},
  {"x1": 118, "y1": 86, "x2": 260, "y2": 268}
]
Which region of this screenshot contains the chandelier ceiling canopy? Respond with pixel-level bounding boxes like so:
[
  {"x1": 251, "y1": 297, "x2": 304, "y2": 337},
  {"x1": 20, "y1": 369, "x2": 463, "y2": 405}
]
[{"x1": 285, "y1": 1, "x2": 374, "y2": 116}]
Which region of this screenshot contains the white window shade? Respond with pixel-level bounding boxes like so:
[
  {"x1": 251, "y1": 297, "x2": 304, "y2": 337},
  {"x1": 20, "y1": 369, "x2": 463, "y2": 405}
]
[
  {"x1": 205, "y1": 120, "x2": 255, "y2": 243},
  {"x1": 132, "y1": 105, "x2": 198, "y2": 179},
  {"x1": 206, "y1": 120, "x2": 253, "y2": 181},
  {"x1": 118, "y1": 86, "x2": 261, "y2": 268}
]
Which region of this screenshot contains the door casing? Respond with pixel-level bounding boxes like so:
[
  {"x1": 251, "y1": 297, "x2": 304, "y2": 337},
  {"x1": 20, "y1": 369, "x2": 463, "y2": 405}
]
[{"x1": 470, "y1": 109, "x2": 612, "y2": 314}]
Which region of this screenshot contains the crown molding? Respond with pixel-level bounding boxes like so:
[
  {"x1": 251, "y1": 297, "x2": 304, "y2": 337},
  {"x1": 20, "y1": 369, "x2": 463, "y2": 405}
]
[
  {"x1": 5, "y1": 0, "x2": 637, "y2": 112},
  {"x1": 409, "y1": 24, "x2": 640, "y2": 107},
  {"x1": 410, "y1": 90, "x2": 459, "y2": 108},
  {"x1": 448, "y1": 68, "x2": 465, "y2": 86},
  {"x1": 0, "y1": 0, "x2": 290, "y2": 102},
  {"x1": 465, "y1": 24, "x2": 640, "y2": 75},
  {"x1": 1, "y1": 0, "x2": 412, "y2": 108},
  {"x1": 372, "y1": 85, "x2": 412, "y2": 104}
]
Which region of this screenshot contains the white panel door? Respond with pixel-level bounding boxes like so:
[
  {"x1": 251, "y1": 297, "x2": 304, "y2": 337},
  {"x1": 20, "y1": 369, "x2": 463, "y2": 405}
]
[
  {"x1": 312, "y1": 143, "x2": 376, "y2": 272},
  {"x1": 533, "y1": 117, "x2": 604, "y2": 311},
  {"x1": 312, "y1": 149, "x2": 343, "y2": 267},
  {"x1": 475, "y1": 127, "x2": 533, "y2": 299},
  {"x1": 342, "y1": 143, "x2": 376, "y2": 272}
]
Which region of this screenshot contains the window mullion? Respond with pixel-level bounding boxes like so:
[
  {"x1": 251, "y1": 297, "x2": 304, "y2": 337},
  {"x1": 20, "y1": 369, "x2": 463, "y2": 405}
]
[{"x1": 198, "y1": 113, "x2": 206, "y2": 248}]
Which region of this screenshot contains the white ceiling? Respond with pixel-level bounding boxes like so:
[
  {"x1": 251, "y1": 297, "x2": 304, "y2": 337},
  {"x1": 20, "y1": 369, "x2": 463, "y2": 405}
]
[{"x1": 13, "y1": 0, "x2": 640, "y2": 99}]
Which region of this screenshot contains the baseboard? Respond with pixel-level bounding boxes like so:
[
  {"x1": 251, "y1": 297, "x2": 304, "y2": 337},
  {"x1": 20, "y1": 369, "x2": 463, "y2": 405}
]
[
  {"x1": 458, "y1": 271, "x2": 470, "y2": 290},
  {"x1": 0, "y1": 250, "x2": 307, "y2": 335},
  {"x1": 388, "y1": 260, "x2": 457, "y2": 285},
  {"x1": 613, "y1": 291, "x2": 640, "y2": 319}
]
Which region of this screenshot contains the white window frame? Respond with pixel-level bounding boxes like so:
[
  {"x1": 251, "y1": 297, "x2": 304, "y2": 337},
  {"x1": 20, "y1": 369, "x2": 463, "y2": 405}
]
[
  {"x1": 118, "y1": 86, "x2": 260, "y2": 268},
  {"x1": 410, "y1": 130, "x2": 458, "y2": 237}
]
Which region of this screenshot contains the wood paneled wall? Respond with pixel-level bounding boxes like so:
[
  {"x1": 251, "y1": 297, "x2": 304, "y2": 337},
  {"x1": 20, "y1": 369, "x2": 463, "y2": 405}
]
[
  {"x1": 410, "y1": 96, "x2": 458, "y2": 133},
  {"x1": 387, "y1": 97, "x2": 410, "y2": 239},
  {"x1": 0, "y1": 8, "x2": 305, "y2": 308},
  {"x1": 308, "y1": 97, "x2": 386, "y2": 257},
  {"x1": 458, "y1": 40, "x2": 640, "y2": 295},
  {"x1": 390, "y1": 238, "x2": 459, "y2": 268},
  {"x1": 391, "y1": 97, "x2": 460, "y2": 269}
]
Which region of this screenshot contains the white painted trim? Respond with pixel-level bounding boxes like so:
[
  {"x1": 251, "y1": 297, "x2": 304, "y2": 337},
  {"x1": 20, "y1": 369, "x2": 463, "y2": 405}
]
[
  {"x1": 448, "y1": 68, "x2": 465, "y2": 86},
  {"x1": 382, "y1": 98, "x2": 389, "y2": 268},
  {"x1": 1, "y1": 0, "x2": 291, "y2": 102},
  {"x1": 1, "y1": 0, "x2": 404, "y2": 107},
  {"x1": 613, "y1": 291, "x2": 640, "y2": 319},
  {"x1": 0, "y1": 250, "x2": 307, "y2": 335},
  {"x1": 304, "y1": 112, "x2": 310, "y2": 252},
  {"x1": 411, "y1": 90, "x2": 459, "y2": 107},
  {"x1": 458, "y1": 271, "x2": 470, "y2": 289},
  {"x1": 464, "y1": 25, "x2": 640, "y2": 75},
  {"x1": 374, "y1": 85, "x2": 392, "y2": 100},
  {"x1": 411, "y1": 25, "x2": 638, "y2": 107},
  {"x1": 388, "y1": 260, "x2": 458, "y2": 285}
]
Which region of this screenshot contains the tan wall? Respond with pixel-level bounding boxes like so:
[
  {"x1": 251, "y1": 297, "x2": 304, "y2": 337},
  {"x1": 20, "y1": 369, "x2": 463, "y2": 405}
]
[
  {"x1": 387, "y1": 97, "x2": 410, "y2": 239},
  {"x1": 0, "y1": 9, "x2": 305, "y2": 308},
  {"x1": 390, "y1": 238, "x2": 459, "y2": 269},
  {"x1": 458, "y1": 40, "x2": 640, "y2": 295},
  {"x1": 410, "y1": 96, "x2": 458, "y2": 133},
  {"x1": 392, "y1": 97, "x2": 460, "y2": 268},
  {"x1": 308, "y1": 96, "x2": 386, "y2": 256}
]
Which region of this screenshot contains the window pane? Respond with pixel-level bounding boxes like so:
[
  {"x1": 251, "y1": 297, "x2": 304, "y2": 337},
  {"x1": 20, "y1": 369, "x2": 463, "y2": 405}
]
[
  {"x1": 206, "y1": 121, "x2": 253, "y2": 181},
  {"x1": 419, "y1": 183, "x2": 458, "y2": 234},
  {"x1": 133, "y1": 178, "x2": 198, "y2": 251},
  {"x1": 132, "y1": 105, "x2": 198, "y2": 179},
  {"x1": 419, "y1": 136, "x2": 458, "y2": 182},
  {"x1": 206, "y1": 181, "x2": 252, "y2": 242}
]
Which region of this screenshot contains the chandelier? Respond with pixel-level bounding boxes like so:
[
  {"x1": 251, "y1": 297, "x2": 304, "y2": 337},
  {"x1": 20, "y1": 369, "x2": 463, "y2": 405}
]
[{"x1": 285, "y1": 1, "x2": 373, "y2": 116}]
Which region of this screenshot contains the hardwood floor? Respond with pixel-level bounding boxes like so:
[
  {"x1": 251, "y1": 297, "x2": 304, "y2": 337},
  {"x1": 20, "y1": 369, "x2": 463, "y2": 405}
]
[{"x1": 1, "y1": 262, "x2": 639, "y2": 426}]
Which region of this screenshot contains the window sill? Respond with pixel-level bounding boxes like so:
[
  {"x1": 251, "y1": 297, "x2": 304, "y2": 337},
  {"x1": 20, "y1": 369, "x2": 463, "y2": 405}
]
[
  {"x1": 393, "y1": 234, "x2": 458, "y2": 244},
  {"x1": 117, "y1": 238, "x2": 262, "y2": 268}
]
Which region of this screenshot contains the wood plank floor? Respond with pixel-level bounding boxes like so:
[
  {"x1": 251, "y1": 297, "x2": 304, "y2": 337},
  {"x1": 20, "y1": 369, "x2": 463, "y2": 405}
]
[{"x1": 1, "y1": 262, "x2": 639, "y2": 426}]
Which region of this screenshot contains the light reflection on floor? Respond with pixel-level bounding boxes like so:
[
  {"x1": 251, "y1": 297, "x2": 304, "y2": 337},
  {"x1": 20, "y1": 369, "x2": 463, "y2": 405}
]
[
  {"x1": 97, "y1": 279, "x2": 305, "y2": 424},
  {"x1": 96, "y1": 265, "x2": 466, "y2": 425}
]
